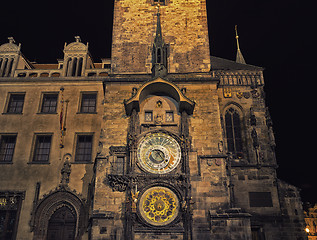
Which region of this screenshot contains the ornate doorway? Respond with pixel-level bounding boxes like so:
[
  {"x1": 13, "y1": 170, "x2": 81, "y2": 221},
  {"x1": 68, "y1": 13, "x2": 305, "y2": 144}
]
[{"x1": 47, "y1": 207, "x2": 76, "y2": 240}]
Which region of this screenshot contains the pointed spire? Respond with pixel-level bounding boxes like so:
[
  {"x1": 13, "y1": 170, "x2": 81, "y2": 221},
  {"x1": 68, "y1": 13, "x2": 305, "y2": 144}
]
[
  {"x1": 235, "y1": 25, "x2": 246, "y2": 64},
  {"x1": 155, "y1": 3, "x2": 163, "y2": 45},
  {"x1": 152, "y1": 3, "x2": 168, "y2": 78}
]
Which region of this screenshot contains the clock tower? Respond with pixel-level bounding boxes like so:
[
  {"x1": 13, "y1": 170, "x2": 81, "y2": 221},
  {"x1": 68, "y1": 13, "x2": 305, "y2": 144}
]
[
  {"x1": 93, "y1": 1, "x2": 218, "y2": 239},
  {"x1": 110, "y1": 0, "x2": 211, "y2": 75},
  {"x1": 90, "y1": 0, "x2": 307, "y2": 240}
]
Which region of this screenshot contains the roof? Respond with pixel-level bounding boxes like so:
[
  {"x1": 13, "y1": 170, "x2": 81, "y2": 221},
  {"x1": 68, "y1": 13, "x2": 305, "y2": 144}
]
[{"x1": 211, "y1": 56, "x2": 264, "y2": 71}]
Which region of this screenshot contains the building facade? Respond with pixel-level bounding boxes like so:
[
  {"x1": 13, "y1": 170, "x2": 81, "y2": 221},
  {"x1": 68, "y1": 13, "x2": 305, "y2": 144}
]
[
  {"x1": 0, "y1": 0, "x2": 308, "y2": 239},
  {"x1": 305, "y1": 204, "x2": 317, "y2": 240}
]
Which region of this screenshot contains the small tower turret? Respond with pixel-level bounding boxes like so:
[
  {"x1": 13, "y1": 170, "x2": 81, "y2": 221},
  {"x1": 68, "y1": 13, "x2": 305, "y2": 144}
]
[{"x1": 151, "y1": 4, "x2": 168, "y2": 78}]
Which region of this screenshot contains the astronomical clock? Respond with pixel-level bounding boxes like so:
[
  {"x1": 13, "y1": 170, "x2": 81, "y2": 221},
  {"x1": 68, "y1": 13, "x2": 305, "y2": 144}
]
[
  {"x1": 138, "y1": 186, "x2": 179, "y2": 226},
  {"x1": 133, "y1": 131, "x2": 183, "y2": 227},
  {"x1": 137, "y1": 132, "x2": 181, "y2": 175},
  {"x1": 122, "y1": 84, "x2": 194, "y2": 239}
]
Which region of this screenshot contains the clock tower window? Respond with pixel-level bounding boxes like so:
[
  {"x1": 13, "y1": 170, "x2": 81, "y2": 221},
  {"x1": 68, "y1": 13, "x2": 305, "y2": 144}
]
[{"x1": 153, "y1": 0, "x2": 166, "y2": 5}]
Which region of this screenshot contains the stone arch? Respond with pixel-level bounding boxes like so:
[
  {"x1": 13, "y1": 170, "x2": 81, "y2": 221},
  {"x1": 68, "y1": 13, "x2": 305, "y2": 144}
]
[
  {"x1": 124, "y1": 77, "x2": 195, "y2": 116},
  {"x1": 32, "y1": 190, "x2": 87, "y2": 240},
  {"x1": 47, "y1": 206, "x2": 77, "y2": 240},
  {"x1": 222, "y1": 101, "x2": 244, "y2": 115}
]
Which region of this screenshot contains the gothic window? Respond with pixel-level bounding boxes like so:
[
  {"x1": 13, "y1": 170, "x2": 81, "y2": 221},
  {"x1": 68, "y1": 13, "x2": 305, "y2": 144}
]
[
  {"x1": 32, "y1": 135, "x2": 52, "y2": 163},
  {"x1": 0, "y1": 135, "x2": 16, "y2": 163},
  {"x1": 80, "y1": 93, "x2": 97, "y2": 113},
  {"x1": 46, "y1": 207, "x2": 76, "y2": 240},
  {"x1": 225, "y1": 107, "x2": 243, "y2": 155},
  {"x1": 157, "y1": 48, "x2": 162, "y2": 63},
  {"x1": 75, "y1": 135, "x2": 93, "y2": 162},
  {"x1": 6, "y1": 93, "x2": 25, "y2": 114},
  {"x1": 0, "y1": 192, "x2": 24, "y2": 240},
  {"x1": 41, "y1": 93, "x2": 58, "y2": 113}
]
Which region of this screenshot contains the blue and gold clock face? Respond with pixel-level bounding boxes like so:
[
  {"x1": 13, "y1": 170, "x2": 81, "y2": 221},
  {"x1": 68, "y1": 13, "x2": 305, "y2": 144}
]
[{"x1": 137, "y1": 133, "x2": 181, "y2": 174}]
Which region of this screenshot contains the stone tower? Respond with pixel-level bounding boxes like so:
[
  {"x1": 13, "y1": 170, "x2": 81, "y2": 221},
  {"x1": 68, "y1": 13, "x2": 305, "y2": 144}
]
[
  {"x1": 111, "y1": 0, "x2": 211, "y2": 74},
  {"x1": 91, "y1": 0, "x2": 307, "y2": 239},
  {"x1": 0, "y1": 0, "x2": 308, "y2": 239}
]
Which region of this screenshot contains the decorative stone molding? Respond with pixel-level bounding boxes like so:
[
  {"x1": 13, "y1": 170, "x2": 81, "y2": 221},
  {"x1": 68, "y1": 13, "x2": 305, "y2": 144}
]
[{"x1": 31, "y1": 190, "x2": 87, "y2": 240}]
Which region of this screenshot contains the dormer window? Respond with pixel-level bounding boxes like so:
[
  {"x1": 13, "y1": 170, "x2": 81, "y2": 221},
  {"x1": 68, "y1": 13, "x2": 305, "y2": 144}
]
[
  {"x1": 66, "y1": 57, "x2": 83, "y2": 77},
  {"x1": 0, "y1": 58, "x2": 14, "y2": 77}
]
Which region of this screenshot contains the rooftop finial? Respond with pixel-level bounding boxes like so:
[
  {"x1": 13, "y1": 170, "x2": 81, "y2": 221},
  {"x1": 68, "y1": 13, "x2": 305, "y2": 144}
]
[
  {"x1": 156, "y1": 2, "x2": 160, "y2": 13},
  {"x1": 8, "y1": 37, "x2": 15, "y2": 44},
  {"x1": 235, "y1": 25, "x2": 246, "y2": 64},
  {"x1": 155, "y1": 3, "x2": 162, "y2": 38},
  {"x1": 74, "y1": 36, "x2": 81, "y2": 43}
]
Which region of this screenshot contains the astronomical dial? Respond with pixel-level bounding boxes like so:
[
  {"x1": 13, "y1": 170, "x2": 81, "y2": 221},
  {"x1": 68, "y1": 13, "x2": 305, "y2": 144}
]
[
  {"x1": 137, "y1": 132, "x2": 181, "y2": 174},
  {"x1": 138, "y1": 187, "x2": 179, "y2": 226}
]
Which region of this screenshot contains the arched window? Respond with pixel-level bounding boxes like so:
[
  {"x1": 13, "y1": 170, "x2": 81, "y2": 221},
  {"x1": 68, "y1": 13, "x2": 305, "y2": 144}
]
[
  {"x1": 77, "y1": 57, "x2": 83, "y2": 76},
  {"x1": 225, "y1": 107, "x2": 243, "y2": 155},
  {"x1": 47, "y1": 206, "x2": 76, "y2": 240},
  {"x1": 7, "y1": 58, "x2": 14, "y2": 77},
  {"x1": 71, "y1": 58, "x2": 77, "y2": 76},
  {"x1": 157, "y1": 48, "x2": 162, "y2": 64},
  {"x1": 66, "y1": 58, "x2": 72, "y2": 76},
  {"x1": 1, "y1": 58, "x2": 8, "y2": 77}
]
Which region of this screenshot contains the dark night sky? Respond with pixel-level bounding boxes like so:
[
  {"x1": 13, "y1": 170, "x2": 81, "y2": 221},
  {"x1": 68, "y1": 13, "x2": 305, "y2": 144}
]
[{"x1": 1, "y1": 0, "x2": 315, "y2": 204}]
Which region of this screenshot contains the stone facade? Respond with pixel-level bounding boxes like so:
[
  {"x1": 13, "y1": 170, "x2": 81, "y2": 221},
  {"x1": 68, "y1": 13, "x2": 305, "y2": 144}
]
[
  {"x1": 0, "y1": 0, "x2": 308, "y2": 239},
  {"x1": 305, "y1": 204, "x2": 317, "y2": 240},
  {"x1": 111, "y1": 0, "x2": 211, "y2": 74},
  {"x1": 0, "y1": 38, "x2": 105, "y2": 240}
]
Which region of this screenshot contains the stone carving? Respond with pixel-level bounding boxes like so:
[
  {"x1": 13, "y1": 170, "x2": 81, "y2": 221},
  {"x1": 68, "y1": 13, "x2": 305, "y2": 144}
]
[
  {"x1": 250, "y1": 108, "x2": 257, "y2": 126},
  {"x1": 156, "y1": 100, "x2": 163, "y2": 108},
  {"x1": 107, "y1": 175, "x2": 129, "y2": 192},
  {"x1": 131, "y1": 189, "x2": 139, "y2": 212},
  {"x1": 265, "y1": 108, "x2": 276, "y2": 148},
  {"x1": 251, "y1": 128, "x2": 259, "y2": 149},
  {"x1": 132, "y1": 87, "x2": 138, "y2": 97},
  {"x1": 243, "y1": 92, "x2": 251, "y2": 99},
  {"x1": 154, "y1": 114, "x2": 163, "y2": 124},
  {"x1": 32, "y1": 190, "x2": 87, "y2": 239},
  {"x1": 60, "y1": 156, "x2": 71, "y2": 188},
  {"x1": 251, "y1": 89, "x2": 260, "y2": 98},
  {"x1": 236, "y1": 91, "x2": 243, "y2": 99},
  {"x1": 218, "y1": 141, "x2": 224, "y2": 153},
  {"x1": 109, "y1": 146, "x2": 127, "y2": 155}
]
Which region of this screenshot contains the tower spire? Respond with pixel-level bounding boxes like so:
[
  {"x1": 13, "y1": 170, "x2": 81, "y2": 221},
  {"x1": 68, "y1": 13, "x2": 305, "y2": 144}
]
[
  {"x1": 235, "y1": 25, "x2": 246, "y2": 64},
  {"x1": 152, "y1": 3, "x2": 168, "y2": 77},
  {"x1": 155, "y1": 4, "x2": 162, "y2": 40}
]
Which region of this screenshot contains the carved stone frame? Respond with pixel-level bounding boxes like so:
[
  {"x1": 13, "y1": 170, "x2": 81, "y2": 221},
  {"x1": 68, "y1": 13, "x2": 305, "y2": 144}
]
[{"x1": 32, "y1": 190, "x2": 87, "y2": 240}]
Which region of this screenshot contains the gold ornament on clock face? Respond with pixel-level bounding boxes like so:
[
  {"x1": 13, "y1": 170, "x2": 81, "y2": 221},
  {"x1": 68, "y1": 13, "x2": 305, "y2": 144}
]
[
  {"x1": 137, "y1": 132, "x2": 181, "y2": 174},
  {"x1": 139, "y1": 187, "x2": 179, "y2": 226}
]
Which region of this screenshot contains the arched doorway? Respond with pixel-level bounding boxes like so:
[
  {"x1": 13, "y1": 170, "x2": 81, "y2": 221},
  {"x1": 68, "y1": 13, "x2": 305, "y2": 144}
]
[{"x1": 47, "y1": 206, "x2": 76, "y2": 240}]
